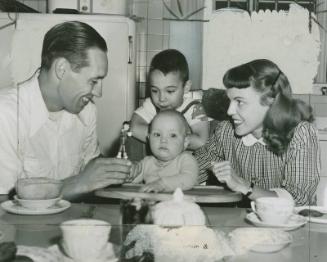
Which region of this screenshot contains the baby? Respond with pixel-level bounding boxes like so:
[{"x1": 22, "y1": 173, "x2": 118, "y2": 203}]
[
  {"x1": 129, "y1": 110, "x2": 198, "y2": 193},
  {"x1": 130, "y1": 49, "x2": 210, "y2": 150}
]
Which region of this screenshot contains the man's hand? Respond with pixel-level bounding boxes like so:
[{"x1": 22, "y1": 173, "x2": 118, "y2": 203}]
[
  {"x1": 211, "y1": 161, "x2": 250, "y2": 195},
  {"x1": 62, "y1": 157, "x2": 132, "y2": 199},
  {"x1": 80, "y1": 157, "x2": 132, "y2": 192},
  {"x1": 140, "y1": 179, "x2": 165, "y2": 193}
]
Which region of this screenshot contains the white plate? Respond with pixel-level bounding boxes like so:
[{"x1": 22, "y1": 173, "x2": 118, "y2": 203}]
[
  {"x1": 17, "y1": 245, "x2": 58, "y2": 262},
  {"x1": 295, "y1": 206, "x2": 327, "y2": 224},
  {"x1": 1, "y1": 199, "x2": 71, "y2": 215},
  {"x1": 246, "y1": 212, "x2": 307, "y2": 231},
  {"x1": 250, "y1": 237, "x2": 292, "y2": 253},
  {"x1": 230, "y1": 228, "x2": 292, "y2": 254}
]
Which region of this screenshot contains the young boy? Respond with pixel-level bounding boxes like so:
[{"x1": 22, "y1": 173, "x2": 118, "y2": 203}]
[
  {"x1": 129, "y1": 110, "x2": 198, "y2": 193},
  {"x1": 130, "y1": 49, "x2": 210, "y2": 150}
]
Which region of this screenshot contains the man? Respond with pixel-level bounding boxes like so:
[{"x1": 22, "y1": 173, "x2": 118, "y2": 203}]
[{"x1": 0, "y1": 21, "x2": 131, "y2": 200}]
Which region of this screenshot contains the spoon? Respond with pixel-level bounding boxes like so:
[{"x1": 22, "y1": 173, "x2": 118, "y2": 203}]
[
  {"x1": 14, "y1": 255, "x2": 33, "y2": 262},
  {"x1": 298, "y1": 209, "x2": 324, "y2": 217}
]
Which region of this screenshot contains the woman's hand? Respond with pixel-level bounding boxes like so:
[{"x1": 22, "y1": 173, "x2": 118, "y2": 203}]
[{"x1": 211, "y1": 161, "x2": 250, "y2": 195}]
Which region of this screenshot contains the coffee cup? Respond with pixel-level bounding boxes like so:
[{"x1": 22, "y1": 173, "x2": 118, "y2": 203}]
[
  {"x1": 16, "y1": 177, "x2": 63, "y2": 200},
  {"x1": 60, "y1": 219, "x2": 111, "y2": 261},
  {"x1": 251, "y1": 197, "x2": 294, "y2": 224}
]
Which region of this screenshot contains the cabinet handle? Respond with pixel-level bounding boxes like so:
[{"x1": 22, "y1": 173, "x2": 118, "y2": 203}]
[{"x1": 128, "y1": 36, "x2": 133, "y2": 64}]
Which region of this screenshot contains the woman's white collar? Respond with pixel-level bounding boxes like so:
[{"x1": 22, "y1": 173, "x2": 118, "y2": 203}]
[{"x1": 241, "y1": 133, "x2": 266, "y2": 146}]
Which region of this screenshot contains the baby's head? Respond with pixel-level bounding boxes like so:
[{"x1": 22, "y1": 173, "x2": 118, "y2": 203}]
[
  {"x1": 148, "y1": 49, "x2": 191, "y2": 111},
  {"x1": 148, "y1": 110, "x2": 190, "y2": 162}
]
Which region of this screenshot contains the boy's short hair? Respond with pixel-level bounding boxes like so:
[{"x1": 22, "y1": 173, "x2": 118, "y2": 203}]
[
  {"x1": 149, "y1": 110, "x2": 191, "y2": 135},
  {"x1": 149, "y1": 49, "x2": 189, "y2": 84}
]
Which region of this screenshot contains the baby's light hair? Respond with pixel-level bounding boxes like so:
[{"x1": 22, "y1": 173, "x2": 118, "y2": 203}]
[{"x1": 149, "y1": 110, "x2": 191, "y2": 136}]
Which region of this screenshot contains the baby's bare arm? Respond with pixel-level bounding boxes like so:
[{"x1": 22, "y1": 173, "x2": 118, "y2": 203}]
[{"x1": 130, "y1": 113, "x2": 148, "y2": 143}]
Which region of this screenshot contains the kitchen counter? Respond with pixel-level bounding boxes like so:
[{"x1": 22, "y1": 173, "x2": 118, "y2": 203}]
[{"x1": 0, "y1": 203, "x2": 327, "y2": 261}]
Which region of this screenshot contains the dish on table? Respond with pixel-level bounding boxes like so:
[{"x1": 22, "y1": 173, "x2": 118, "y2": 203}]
[
  {"x1": 229, "y1": 227, "x2": 292, "y2": 254},
  {"x1": 1, "y1": 199, "x2": 70, "y2": 215},
  {"x1": 250, "y1": 236, "x2": 292, "y2": 253},
  {"x1": 246, "y1": 212, "x2": 307, "y2": 231},
  {"x1": 295, "y1": 206, "x2": 327, "y2": 224}
]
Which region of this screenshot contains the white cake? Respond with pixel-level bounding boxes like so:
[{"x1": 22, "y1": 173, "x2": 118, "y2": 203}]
[
  {"x1": 124, "y1": 225, "x2": 234, "y2": 262},
  {"x1": 124, "y1": 189, "x2": 234, "y2": 262},
  {"x1": 153, "y1": 226, "x2": 234, "y2": 262}
]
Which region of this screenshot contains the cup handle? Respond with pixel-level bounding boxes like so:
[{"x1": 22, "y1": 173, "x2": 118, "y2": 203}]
[
  {"x1": 250, "y1": 201, "x2": 257, "y2": 213},
  {"x1": 59, "y1": 239, "x2": 71, "y2": 258}
]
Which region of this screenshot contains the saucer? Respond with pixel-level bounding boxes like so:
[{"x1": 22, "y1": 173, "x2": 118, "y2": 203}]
[
  {"x1": 53, "y1": 242, "x2": 118, "y2": 262},
  {"x1": 1, "y1": 199, "x2": 71, "y2": 215},
  {"x1": 249, "y1": 229, "x2": 292, "y2": 253},
  {"x1": 246, "y1": 212, "x2": 307, "y2": 231},
  {"x1": 295, "y1": 206, "x2": 327, "y2": 224}
]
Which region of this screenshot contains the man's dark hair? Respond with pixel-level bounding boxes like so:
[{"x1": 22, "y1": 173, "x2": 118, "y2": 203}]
[{"x1": 41, "y1": 21, "x2": 107, "y2": 71}]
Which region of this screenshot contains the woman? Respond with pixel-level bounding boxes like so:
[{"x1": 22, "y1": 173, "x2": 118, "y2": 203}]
[{"x1": 195, "y1": 59, "x2": 320, "y2": 205}]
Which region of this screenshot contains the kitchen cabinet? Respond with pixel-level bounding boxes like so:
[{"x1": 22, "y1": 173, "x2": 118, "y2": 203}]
[{"x1": 310, "y1": 95, "x2": 327, "y2": 117}]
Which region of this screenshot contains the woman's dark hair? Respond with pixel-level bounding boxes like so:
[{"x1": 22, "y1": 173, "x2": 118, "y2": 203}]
[
  {"x1": 149, "y1": 49, "x2": 189, "y2": 84},
  {"x1": 223, "y1": 59, "x2": 314, "y2": 155},
  {"x1": 41, "y1": 21, "x2": 107, "y2": 71}
]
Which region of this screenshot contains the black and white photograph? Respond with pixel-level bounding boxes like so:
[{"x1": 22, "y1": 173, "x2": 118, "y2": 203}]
[{"x1": 0, "y1": 0, "x2": 326, "y2": 261}]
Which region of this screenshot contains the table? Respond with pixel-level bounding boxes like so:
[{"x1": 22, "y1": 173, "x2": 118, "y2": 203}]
[
  {"x1": 0, "y1": 203, "x2": 327, "y2": 262},
  {"x1": 95, "y1": 184, "x2": 242, "y2": 203}
]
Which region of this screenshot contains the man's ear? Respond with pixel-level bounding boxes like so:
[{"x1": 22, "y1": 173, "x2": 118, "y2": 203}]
[
  {"x1": 54, "y1": 58, "x2": 69, "y2": 80},
  {"x1": 183, "y1": 80, "x2": 192, "y2": 94},
  {"x1": 184, "y1": 135, "x2": 190, "y2": 150}
]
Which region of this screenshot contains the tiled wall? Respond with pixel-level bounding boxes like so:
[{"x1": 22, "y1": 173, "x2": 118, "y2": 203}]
[
  {"x1": 131, "y1": 0, "x2": 170, "y2": 104},
  {"x1": 17, "y1": 0, "x2": 47, "y2": 13},
  {"x1": 132, "y1": 0, "x2": 206, "y2": 104}
]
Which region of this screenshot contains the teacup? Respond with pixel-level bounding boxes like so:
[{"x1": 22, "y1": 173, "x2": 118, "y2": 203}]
[
  {"x1": 16, "y1": 177, "x2": 63, "y2": 200},
  {"x1": 60, "y1": 219, "x2": 111, "y2": 262},
  {"x1": 14, "y1": 195, "x2": 60, "y2": 210},
  {"x1": 251, "y1": 197, "x2": 294, "y2": 224}
]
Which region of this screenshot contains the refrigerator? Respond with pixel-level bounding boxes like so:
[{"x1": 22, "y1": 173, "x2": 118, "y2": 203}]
[{"x1": 0, "y1": 13, "x2": 136, "y2": 156}]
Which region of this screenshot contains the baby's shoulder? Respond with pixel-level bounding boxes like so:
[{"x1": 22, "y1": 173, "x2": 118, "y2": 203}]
[{"x1": 178, "y1": 151, "x2": 197, "y2": 162}]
